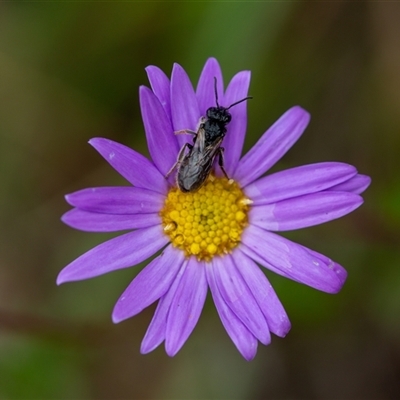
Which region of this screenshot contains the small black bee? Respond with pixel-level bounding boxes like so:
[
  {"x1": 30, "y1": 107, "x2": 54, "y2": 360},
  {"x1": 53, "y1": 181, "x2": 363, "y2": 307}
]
[{"x1": 167, "y1": 78, "x2": 252, "y2": 192}]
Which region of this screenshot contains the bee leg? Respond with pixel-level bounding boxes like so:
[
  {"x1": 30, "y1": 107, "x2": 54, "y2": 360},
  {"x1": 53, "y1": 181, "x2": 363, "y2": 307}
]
[
  {"x1": 175, "y1": 117, "x2": 206, "y2": 136},
  {"x1": 174, "y1": 129, "x2": 197, "y2": 135},
  {"x1": 217, "y1": 147, "x2": 230, "y2": 180},
  {"x1": 165, "y1": 143, "x2": 193, "y2": 178}
]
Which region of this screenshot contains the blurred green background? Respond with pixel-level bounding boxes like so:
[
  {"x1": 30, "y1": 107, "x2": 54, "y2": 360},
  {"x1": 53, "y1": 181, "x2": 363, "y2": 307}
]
[{"x1": 0, "y1": 2, "x2": 399, "y2": 399}]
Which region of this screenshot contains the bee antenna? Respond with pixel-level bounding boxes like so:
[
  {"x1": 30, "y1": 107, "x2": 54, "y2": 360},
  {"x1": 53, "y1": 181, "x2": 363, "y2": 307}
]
[
  {"x1": 213, "y1": 77, "x2": 220, "y2": 108},
  {"x1": 227, "y1": 96, "x2": 253, "y2": 110}
]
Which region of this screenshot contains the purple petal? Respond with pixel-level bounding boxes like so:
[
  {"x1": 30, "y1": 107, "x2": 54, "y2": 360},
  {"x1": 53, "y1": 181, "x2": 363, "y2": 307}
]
[
  {"x1": 62, "y1": 208, "x2": 161, "y2": 232},
  {"x1": 89, "y1": 138, "x2": 168, "y2": 194},
  {"x1": 250, "y1": 191, "x2": 363, "y2": 231},
  {"x1": 141, "y1": 261, "x2": 188, "y2": 354},
  {"x1": 233, "y1": 248, "x2": 291, "y2": 337},
  {"x1": 213, "y1": 255, "x2": 271, "y2": 345},
  {"x1": 245, "y1": 162, "x2": 357, "y2": 205},
  {"x1": 165, "y1": 257, "x2": 208, "y2": 356},
  {"x1": 171, "y1": 63, "x2": 200, "y2": 147},
  {"x1": 221, "y1": 70, "x2": 251, "y2": 175},
  {"x1": 112, "y1": 245, "x2": 184, "y2": 323},
  {"x1": 328, "y1": 173, "x2": 371, "y2": 194},
  {"x1": 302, "y1": 246, "x2": 347, "y2": 289},
  {"x1": 65, "y1": 186, "x2": 164, "y2": 215},
  {"x1": 140, "y1": 301, "x2": 166, "y2": 354},
  {"x1": 235, "y1": 106, "x2": 310, "y2": 187},
  {"x1": 241, "y1": 243, "x2": 293, "y2": 283},
  {"x1": 145, "y1": 65, "x2": 171, "y2": 119},
  {"x1": 140, "y1": 85, "x2": 179, "y2": 179},
  {"x1": 241, "y1": 224, "x2": 347, "y2": 293},
  {"x1": 196, "y1": 57, "x2": 224, "y2": 116},
  {"x1": 206, "y1": 263, "x2": 258, "y2": 361},
  {"x1": 57, "y1": 225, "x2": 168, "y2": 283}
]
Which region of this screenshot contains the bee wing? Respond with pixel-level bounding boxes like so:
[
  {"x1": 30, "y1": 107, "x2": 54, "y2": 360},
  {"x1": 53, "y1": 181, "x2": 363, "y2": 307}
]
[
  {"x1": 193, "y1": 127, "x2": 207, "y2": 152},
  {"x1": 202, "y1": 137, "x2": 223, "y2": 159}
]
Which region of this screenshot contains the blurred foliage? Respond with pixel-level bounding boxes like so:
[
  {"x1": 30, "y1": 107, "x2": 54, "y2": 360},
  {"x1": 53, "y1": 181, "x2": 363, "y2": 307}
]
[{"x1": 1, "y1": 2, "x2": 400, "y2": 399}]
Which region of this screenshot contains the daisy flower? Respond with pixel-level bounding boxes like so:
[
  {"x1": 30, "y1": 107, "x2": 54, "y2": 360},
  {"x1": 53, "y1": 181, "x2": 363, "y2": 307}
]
[{"x1": 58, "y1": 58, "x2": 370, "y2": 361}]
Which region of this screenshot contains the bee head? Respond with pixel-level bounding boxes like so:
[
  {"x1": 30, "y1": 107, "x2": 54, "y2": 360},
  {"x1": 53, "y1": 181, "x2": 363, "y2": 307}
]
[
  {"x1": 211, "y1": 77, "x2": 252, "y2": 124},
  {"x1": 206, "y1": 107, "x2": 232, "y2": 124}
]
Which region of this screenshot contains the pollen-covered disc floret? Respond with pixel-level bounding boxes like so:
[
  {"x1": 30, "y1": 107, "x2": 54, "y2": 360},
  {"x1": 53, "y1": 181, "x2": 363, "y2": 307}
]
[{"x1": 160, "y1": 176, "x2": 252, "y2": 261}]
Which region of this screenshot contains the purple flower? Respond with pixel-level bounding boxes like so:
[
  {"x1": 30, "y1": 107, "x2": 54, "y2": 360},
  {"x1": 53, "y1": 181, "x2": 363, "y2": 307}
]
[{"x1": 58, "y1": 58, "x2": 370, "y2": 361}]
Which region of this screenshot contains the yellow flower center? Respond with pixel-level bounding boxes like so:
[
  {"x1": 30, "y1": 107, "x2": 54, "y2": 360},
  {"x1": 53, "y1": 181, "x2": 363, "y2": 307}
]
[{"x1": 160, "y1": 175, "x2": 252, "y2": 262}]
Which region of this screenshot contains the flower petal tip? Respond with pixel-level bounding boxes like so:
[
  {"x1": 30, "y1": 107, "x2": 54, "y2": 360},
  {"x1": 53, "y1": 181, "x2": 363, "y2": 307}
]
[
  {"x1": 358, "y1": 175, "x2": 372, "y2": 193},
  {"x1": 140, "y1": 344, "x2": 153, "y2": 355},
  {"x1": 56, "y1": 272, "x2": 68, "y2": 286},
  {"x1": 277, "y1": 321, "x2": 292, "y2": 338},
  {"x1": 172, "y1": 62, "x2": 183, "y2": 71},
  {"x1": 206, "y1": 56, "x2": 218, "y2": 63},
  {"x1": 165, "y1": 347, "x2": 179, "y2": 358},
  {"x1": 111, "y1": 300, "x2": 131, "y2": 324},
  {"x1": 292, "y1": 105, "x2": 311, "y2": 122},
  {"x1": 88, "y1": 137, "x2": 109, "y2": 150},
  {"x1": 60, "y1": 211, "x2": 68, "y2": 224},
  {"x1": 243, "y1": 351, "x2": 257, "y2": 362},
  {"x1": 64, "y1": 193, "x2": 72, "y2": 204},
  {"x1": 325, "y1": 262, "x2": 348, "y2": 294},
  {"x1": 364, "y1": 175, "x2": 372, "y2": 186},
  {"x1": 56, "y1": 266, "x2": 84, "y2": 285},
  {"x1": 111, "y1": 312, "x2": 122, "y2": 324},
  {"x1": 139, "y1": 84, "x2": 151, "y2": 97},
  {"x1": 144, "y1": 65, "x2": 157, "y2": 73}
]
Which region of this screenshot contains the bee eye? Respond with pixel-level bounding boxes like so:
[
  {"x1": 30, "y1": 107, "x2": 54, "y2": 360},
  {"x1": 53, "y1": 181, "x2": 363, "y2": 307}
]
[{"x1": 225, "y1": 114, "x2": 231, "y2": 123}]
